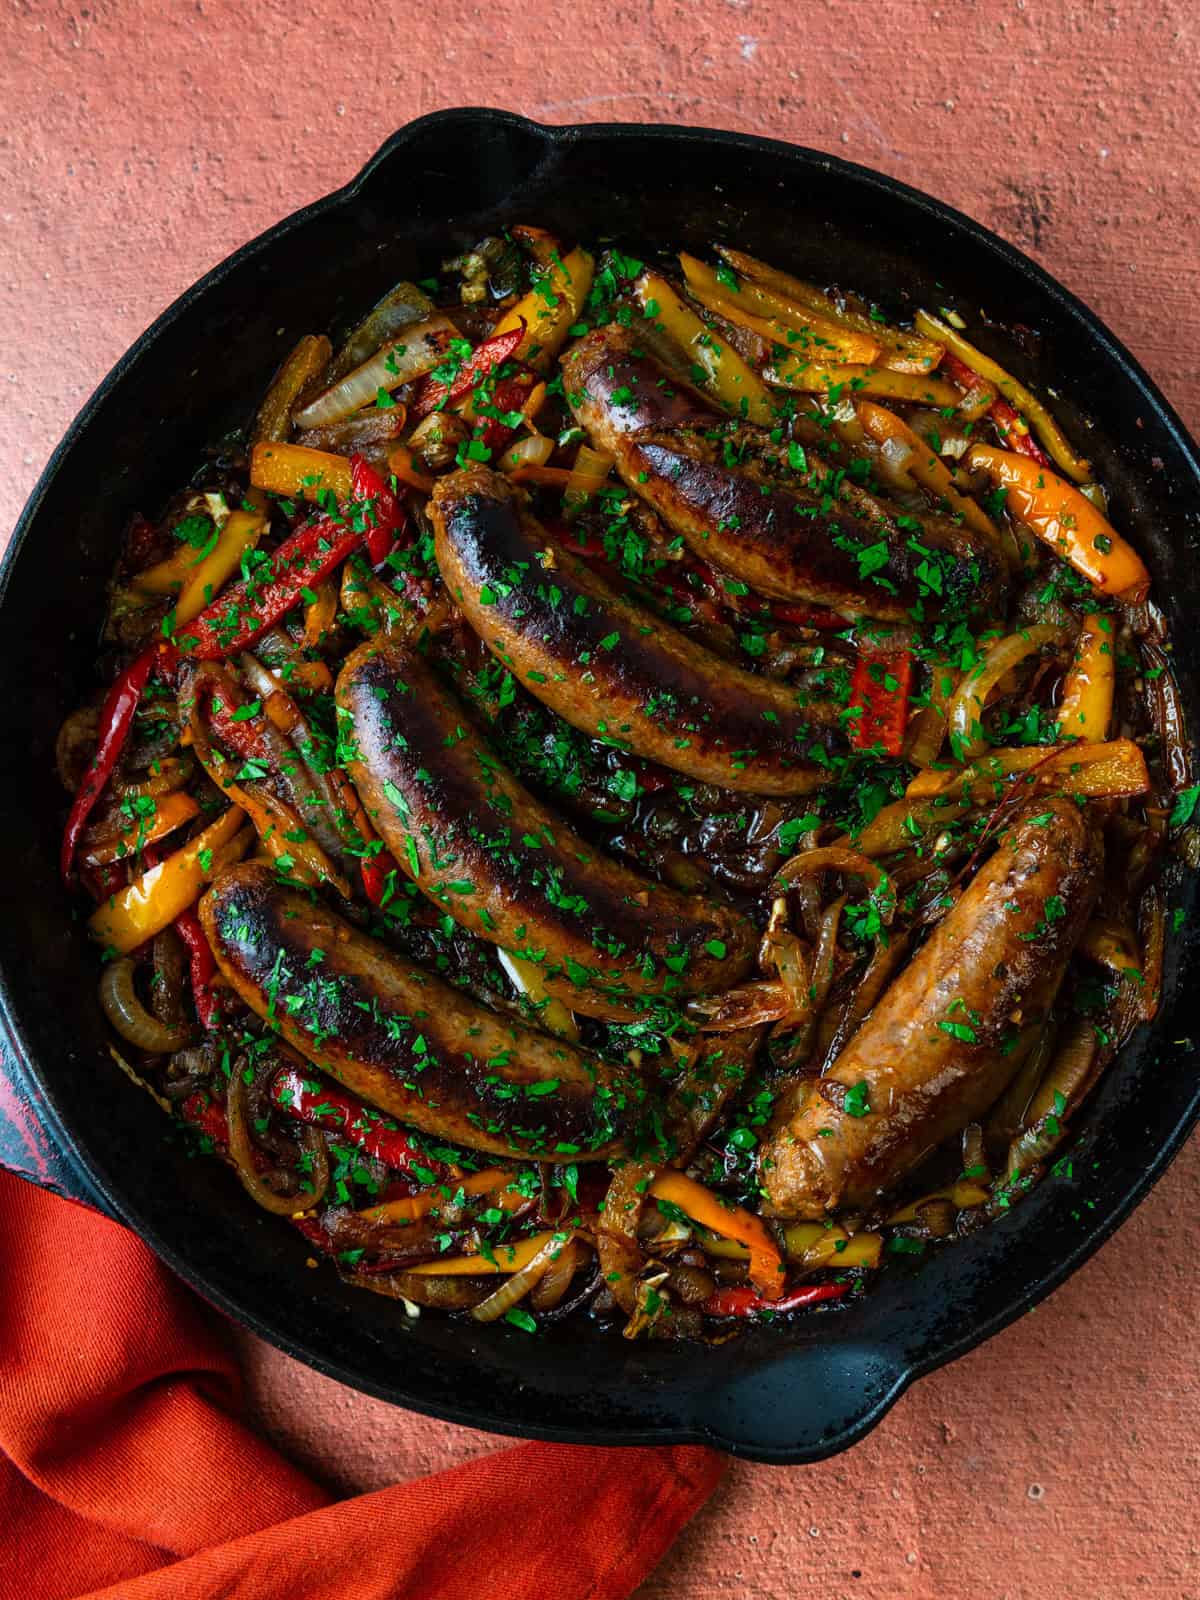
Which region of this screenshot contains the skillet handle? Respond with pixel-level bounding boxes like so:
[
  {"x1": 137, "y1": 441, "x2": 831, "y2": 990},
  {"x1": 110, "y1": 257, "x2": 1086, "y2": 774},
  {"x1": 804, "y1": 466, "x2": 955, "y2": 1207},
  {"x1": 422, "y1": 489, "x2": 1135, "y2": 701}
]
[
  {"x1": 696, "y1": 1342, "x2": 910, "y2": 1461},
  {"x1": 351, "y1": 109, "x2": 560, "y2": 219}
]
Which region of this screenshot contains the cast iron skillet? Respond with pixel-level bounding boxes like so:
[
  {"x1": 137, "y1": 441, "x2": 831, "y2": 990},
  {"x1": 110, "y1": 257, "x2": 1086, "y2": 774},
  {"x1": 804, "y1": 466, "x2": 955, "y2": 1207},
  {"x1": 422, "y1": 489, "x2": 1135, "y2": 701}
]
[{"x1": 3, "y1": 109, "x2": 1199, "y2": 1464}]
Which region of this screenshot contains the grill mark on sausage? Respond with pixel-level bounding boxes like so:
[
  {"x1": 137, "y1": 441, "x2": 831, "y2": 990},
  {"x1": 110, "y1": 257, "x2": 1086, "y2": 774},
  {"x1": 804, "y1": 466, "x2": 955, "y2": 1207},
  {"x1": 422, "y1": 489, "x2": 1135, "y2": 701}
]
[
  {"x1": 202, "y1": 863, "x2": 637, "y2": 1161},
  {"x1": 431, "y1": 466, "x2": 844, "y2": 795},
  {"x1": 337, "y1": 638, "x2": 755, "y2": 1017},
  {"x1": 563, "y1": 326, "x2": 1005, "y2": 620},
  {"x1": 759, "y1": 797, "x2": 1102, "y2": 1217}
]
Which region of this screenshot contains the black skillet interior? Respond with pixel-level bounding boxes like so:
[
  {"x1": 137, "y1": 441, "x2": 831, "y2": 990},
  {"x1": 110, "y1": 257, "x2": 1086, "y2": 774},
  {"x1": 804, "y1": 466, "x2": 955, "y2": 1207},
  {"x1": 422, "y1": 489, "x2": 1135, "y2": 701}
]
[{"x1": 3, "y1": 110, "x2": 1199, "y2": 1464}]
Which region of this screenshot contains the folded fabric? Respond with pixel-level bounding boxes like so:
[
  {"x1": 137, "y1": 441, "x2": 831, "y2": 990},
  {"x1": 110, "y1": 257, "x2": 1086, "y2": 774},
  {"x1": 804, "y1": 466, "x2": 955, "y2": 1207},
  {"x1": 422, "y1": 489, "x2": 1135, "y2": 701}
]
[{"x1": 0, "y1": 1170, "x2": 722, "y2": 1600}]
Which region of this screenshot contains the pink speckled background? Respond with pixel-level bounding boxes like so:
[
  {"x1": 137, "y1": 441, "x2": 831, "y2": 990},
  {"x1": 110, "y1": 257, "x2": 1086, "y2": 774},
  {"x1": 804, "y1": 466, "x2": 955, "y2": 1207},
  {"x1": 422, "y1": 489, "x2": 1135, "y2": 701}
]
[{"x1": 4, "y1": 1, "x2": 1200, "y2": 1594}]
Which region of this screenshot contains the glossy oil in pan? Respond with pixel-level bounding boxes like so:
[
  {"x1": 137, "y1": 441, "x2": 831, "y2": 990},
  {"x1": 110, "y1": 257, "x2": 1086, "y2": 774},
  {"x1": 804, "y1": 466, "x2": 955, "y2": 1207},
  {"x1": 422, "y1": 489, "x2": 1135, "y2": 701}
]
[{"x1": 2, "y1": 109, "x2": 1199, "y2": 1463}]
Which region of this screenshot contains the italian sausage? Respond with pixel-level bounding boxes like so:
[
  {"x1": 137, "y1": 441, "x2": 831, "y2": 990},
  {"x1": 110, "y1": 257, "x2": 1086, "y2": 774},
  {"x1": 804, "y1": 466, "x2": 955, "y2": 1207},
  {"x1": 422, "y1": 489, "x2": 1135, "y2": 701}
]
[
  {"x1": 201, "y1": 862, "x2": 639, "y2": 1161},
  {"x1": 562, "y1": 326, "x2": 1005, "y2": 621},
  {"x1": 337, "y1": 637, "x2": 755, "y2": 1019},
  {"x1": 759, "y1": 797, "x2": 1102, "y2": 1217},
  {"x1": 430, "y1": 465, "x2": 844, "y2": 795}
]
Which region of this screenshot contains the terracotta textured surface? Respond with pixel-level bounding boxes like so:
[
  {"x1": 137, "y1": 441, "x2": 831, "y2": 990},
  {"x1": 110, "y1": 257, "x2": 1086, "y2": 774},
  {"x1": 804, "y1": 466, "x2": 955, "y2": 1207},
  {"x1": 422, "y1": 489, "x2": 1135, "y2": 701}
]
[{"x1": 4, "y1": 0, "x2": 1199, "y2": 1594}]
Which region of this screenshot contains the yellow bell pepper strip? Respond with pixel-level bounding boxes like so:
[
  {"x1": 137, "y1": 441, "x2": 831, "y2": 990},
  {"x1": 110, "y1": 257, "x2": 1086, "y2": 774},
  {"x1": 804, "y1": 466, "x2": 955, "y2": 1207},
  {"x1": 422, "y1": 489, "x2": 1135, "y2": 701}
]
[
  {"x1": 855, "y1": 401, "x2": 1000, "y2": 544},
  {"x1": 174, "y1": 492, "x2": 270, "y2": 626},
  {"x1": 966, "y1": 445, "x2": 1150, "y2": 601},
  {"x1": 887, "y1": 1182, "x2": 990, "y2": 1224},
  {"x1": 253, "y1": 333, "x2": 331, "y2": 443},
  {"x1": 767, "y1": 358, "x2": 960, "y2": 408},
  {"x1": 492, "y1": 246, "x2": 594, "y2": 370},
  {"x1": 636, "y1": 271, "x2": 776, "y2": 425},
  {"x1": 1057, "y1": 613, "x2": 1115, "y2": 741},
  {"x1": 87, "y1": 806, "x2": 249, "y2": 953},
  {"x1": 698, "y1": 1222, "x2": 883, "y2": 1271},
  {"x1": 678, "y1": 253, "x2": 881, "y2": 365},
  {"x1": 248, "y1": 441, "x2": 354, "y2": 503},
  {"x1": 715, "y1": 244, "x2": 944, "y2": 374},
  {"x1": 940, "y1": 349, "x2": 1047, "y2": 459},
  {"x1": 915, "y1": 310, "x2": 1092, "y2": 482},
  {"x1": 406, "y1": 1230, "x2": 569, "y2": 1276},
  {"x1": 648, "y1": 1169, "x2": 785, "y2": 1297},
  {"x1": 356, "y1": 1168, "x2": 523, "y2": 1226},
  {"x1": 81, "y1": 789, "x2": 200, "y2": 866}
]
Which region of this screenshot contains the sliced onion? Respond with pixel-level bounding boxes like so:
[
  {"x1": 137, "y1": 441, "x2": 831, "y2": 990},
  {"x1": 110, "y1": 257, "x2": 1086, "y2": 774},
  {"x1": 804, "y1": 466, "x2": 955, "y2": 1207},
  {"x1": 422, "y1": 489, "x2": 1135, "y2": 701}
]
[
  {"x1": 99, "y1": 959, "x2": 192, "y2": 1052},
  {"x1": 564, "y1": 444, "x2": 614, "y2": 517},
  {"x1": 500, "y1": 431, "x2": 555, "y2": 473},
  {"x1": 761, "y1": 930, "x2": 812, "y2": 1019},
  {"x1": 470, "y1": 1232, "x2": 566, "y2": 1323},
  {"x1": 879, "y1": 434, "x2": 914, "y2": 475},
  {"x1": 326, "y1": 280, "x2": 435, "y2": 385},
  {"x1": 773, "y1": 845, "x2": 893, "y2": 919},
  {"x1": 227, "y1": 1069, "x2": 324, "y2": 1216},
  {"x1": 56, "y1": 706, "x2": 99, "y2": 792},
  {"x1": 947, "y1": 625, "x2": 1069, "y2": 761},
  {"x1": 688, "y1": 979, "x2": 794, "y2": 1030},
  {"x1": 497, "y1": 948, "x2": 579, "y2": 1039},
  {"x1": 294, "y1": 315, "x2": 459, "y2": 429}
]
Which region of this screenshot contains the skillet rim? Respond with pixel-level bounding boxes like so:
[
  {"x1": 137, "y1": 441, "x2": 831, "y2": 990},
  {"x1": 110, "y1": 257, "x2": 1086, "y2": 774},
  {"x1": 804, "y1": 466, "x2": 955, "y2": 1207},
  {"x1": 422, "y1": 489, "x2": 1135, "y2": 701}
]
[{"x1": 3, "y1": 106, "x2": 1199, "y2": 1463}]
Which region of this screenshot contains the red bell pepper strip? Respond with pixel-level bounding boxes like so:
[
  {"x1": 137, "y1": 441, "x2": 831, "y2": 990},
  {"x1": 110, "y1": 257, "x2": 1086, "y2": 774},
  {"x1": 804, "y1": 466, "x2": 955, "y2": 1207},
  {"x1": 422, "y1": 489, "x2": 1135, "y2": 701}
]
[
  {"x1": 174, "y1": 907, "x2": 220, "y2": 1030},
  {"x1": 360, "y1": 847, "x2": 400, "y2": 908},
  {"x1": 409, "y1": 323, "x2": 526, "y2": 420},
  {"x1": 180, "y1": 1090, "x2": 228, "y2": 1147},
  {"x1": 269, "y1": 1062, "x2": 451, "y2": 1181},
  {"x1": 180, "y1": 520, "x2": 363, "y2": 659},
  {"x1": 701, "y1": 1281, "x2": 849, "y2": 1319},
  {"x1": 350, "y1": 454, "x2": 409, "y2": 567},
  {"x1": 849, "y1": 646, "x2": 913, "y2": 757},
  {"x1": 942, "y1": 350, "x2": 1051, "y2": 468},
  {"x1": 60, "y1": 640, "x2": 179, "y2": 887},
  {"x1": 475, "y1": 370, "x2": 538, "y2": 452}
]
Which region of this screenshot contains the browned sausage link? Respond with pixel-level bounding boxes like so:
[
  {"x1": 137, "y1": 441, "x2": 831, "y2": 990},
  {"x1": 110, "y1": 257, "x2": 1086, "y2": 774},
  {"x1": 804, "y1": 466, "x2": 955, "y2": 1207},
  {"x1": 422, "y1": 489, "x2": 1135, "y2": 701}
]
[
  {"x1": 430, "y1": 466, "x2": 844, "y2": 796},
  {"x1": 562, "y1": 326, "x2": 1005, "y2": 621},
  {"x1": 201, "y1": 863, "x2": 639, "y2": 1161},
  {"x1": 337, "y1": 638, "x2": 755, "y2": 1020},
  {"x1": 759, "y1": 797, "x2": 1102, "y2": 1217}
]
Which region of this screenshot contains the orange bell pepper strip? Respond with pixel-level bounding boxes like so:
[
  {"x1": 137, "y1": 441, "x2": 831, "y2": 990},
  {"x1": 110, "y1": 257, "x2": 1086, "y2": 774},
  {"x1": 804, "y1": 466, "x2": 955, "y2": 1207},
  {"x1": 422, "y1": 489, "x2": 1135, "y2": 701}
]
[
  {"x1": 855, "y1": 401, "x2": 1000, "y2": 545},
  {"x1": 356, "y1": 1168, "x2": 522, "y2": 1226},
  {"x1": 967, "y1": 445, "x2": 1149, "y2": 601},
  {"x1": 81, "y1": 789, "x2": 200, "y2": 866},
  {"x1": 249, "y1": 441, "x2": 354, "y2": 503},
  {"x1": 903, "y1": 739, "x2": 1149, "y2": 804},
  {"x1": 386, "y1": 447, "x2": 436, "y2": 495},
  {"x1": 87, "y1": 806, "x2": 249, "y2": 952},
  {"x1": 406, "y1": 1230, "x2": 568, "y2": 1276},
  {"x1": 1057, "y1": 613, "x2": 1115, "y2": 741},
  {"x1": 649, "y1": 1170, "x2": 785, "y2": 1298}
]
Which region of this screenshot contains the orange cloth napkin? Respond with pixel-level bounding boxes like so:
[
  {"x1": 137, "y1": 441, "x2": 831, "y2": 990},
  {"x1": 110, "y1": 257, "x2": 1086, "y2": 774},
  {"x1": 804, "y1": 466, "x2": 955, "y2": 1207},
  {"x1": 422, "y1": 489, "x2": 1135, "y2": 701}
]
[{"x1": 0, "y1": 1169, "x2": 722, "y2": 1599}]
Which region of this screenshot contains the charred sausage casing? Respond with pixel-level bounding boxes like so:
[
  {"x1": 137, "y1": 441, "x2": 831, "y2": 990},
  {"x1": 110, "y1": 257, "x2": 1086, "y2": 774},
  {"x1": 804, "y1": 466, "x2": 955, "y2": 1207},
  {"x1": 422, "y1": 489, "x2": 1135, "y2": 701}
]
[
  {"x1": 430, "y1": 465, "x2": 845, "y2": 796},
  {"x1": 759, "y1": 797, "x2": 1102, "y2": 1217},
  {"x1": 562, "y1": 326, "x2": 1005, "y2": 621},
  {"x1": 337, "y1": 637, "x2": 756, "y2": 1019},
  {"x1": 201, "y1": 863, "x2": 639, "y2": 1161}
]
